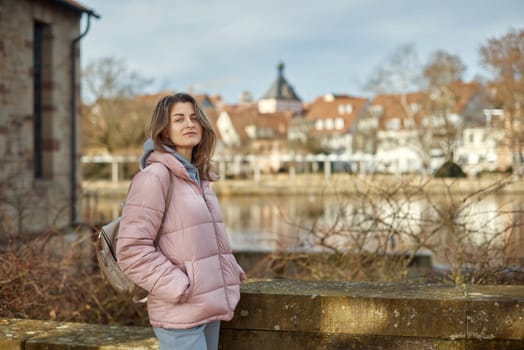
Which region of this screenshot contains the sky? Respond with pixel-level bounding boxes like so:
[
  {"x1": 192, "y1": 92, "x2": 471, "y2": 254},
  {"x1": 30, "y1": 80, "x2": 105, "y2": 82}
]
[{"x1": 80, "y1": 0, "x2": 524, "y2": 105}]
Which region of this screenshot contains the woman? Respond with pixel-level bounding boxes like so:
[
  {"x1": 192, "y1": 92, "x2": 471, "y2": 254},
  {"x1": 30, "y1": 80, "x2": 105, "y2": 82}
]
[{"x1": 116, "y1": 92, "x2": 245, "y2": 350}]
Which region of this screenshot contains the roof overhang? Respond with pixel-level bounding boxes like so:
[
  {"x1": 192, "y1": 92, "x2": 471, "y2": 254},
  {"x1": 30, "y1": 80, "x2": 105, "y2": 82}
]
[{"x1": 52, "y1": 0, "x2": 100, "y2": 18}]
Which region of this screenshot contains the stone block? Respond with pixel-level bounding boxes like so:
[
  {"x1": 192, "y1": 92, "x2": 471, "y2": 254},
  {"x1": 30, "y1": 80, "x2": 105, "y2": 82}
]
[
  {"x1": 465, "y1": 285, "x2": 524, "y2": 340},
  {"x1": 0, "y1": 319, "x2": 59, "y2": 350},
  {"x1": 225, "y1": 281, "x2": 466, "y2": 338},
  {"x1": 223, "y1": 280, "x2": 524, "y2": 349},
  {"x1": 219, "y1": 329, "x2": 466, "y2": 350},
  {"x1": 0, "y1": 319, "x2": 158, "y2": 350}
]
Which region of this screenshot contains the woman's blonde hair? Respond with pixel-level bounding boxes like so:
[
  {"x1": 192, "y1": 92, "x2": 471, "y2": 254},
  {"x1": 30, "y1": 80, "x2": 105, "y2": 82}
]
[{"x1": 150, "y1": 93, "x2": 216, "y2": 180}]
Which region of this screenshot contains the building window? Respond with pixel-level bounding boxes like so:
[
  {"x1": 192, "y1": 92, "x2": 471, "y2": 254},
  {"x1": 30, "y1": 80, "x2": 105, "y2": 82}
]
[
  {"x1": 325, "y1": 118, "x2": 334, "y2": 130},
  {"x1": 33, "y1": 21, "x2": 53, "y2": 179},
  {"x1": 371, "y1": 118, "x2": 378, "y2": 128},
  {"x1": 338, "y1": 103, "x2": 353, "y2": 115},
  {"x1": 315, "y1": 119, "x2": 324, "y2": 130},
  {"x1": 410, "y1": 103, "x2": 420, "y2": 113},
  {"x1": 404, "y1": 118, "x2": 415, "y2": 128},
  {"x1": 335, "y1": 118, "x2": 344, "y2": 129},
  {"x1": 369, "y1": 104, "x2": 383, "y2": 116},
  {"x1": 386, "y1": 118, "x2": 400, "y2": 130}
]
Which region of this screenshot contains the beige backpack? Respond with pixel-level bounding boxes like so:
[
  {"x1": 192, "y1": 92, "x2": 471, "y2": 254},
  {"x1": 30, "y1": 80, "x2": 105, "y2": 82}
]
[{"x1": 96, "y1": 177, "x2": 173, "y2": 302}]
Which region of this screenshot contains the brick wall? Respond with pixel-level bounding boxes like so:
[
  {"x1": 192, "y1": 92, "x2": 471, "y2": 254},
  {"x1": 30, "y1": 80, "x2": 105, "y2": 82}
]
[{"x1": 0, "y1": 0, "x2": 82, "y2": 233}]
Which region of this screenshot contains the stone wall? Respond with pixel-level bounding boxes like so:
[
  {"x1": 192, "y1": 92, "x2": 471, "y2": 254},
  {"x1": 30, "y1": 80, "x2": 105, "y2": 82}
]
[
  {"x1": 0, "y1": 0, "x2": 83, "y2": 232},
  {"x1": 1, "y1": 281, "x2": 523, "y2": 349}
]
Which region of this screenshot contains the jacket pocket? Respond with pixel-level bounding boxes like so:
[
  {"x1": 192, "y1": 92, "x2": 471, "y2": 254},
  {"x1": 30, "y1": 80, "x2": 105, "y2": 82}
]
[{"x1": 182, "y1": 261, "x2": 195, "y2": 301}]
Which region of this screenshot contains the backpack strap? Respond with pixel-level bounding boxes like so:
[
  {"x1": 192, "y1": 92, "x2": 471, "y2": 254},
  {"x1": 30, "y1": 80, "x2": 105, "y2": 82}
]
[{"x1": 153, "y1": 174, "x2": 174, "y2": 246}]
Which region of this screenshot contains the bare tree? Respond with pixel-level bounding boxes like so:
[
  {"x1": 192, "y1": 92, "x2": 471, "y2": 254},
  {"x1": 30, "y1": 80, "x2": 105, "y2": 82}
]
[
  {"x1": 422, "y1": 50, "x2": 468, "y2": 162},
  {"x1": 480, "y1": 28, "x2": 524, "y2": 176},
  {"x1": 364, "y1": 45, "x2": 436, "y2": 174},
  {"x1": 81, "y1": 57, "x2": 153, "y2": 154},
  {"x1": 251, "y1": 175, "x2": 524, "y2": 285},
  {"x1": 363, "y1": 46, "x2": 481, "y2": 174},
  {"x1": 423, "y1": 50, "x2": 466, "y2": 88},
  {"x1": 365, "y1": 44, "x2": 422, "y2": 94},
  {"x1": 83, "y1": 57, "x2": 151, "y2": 102}
]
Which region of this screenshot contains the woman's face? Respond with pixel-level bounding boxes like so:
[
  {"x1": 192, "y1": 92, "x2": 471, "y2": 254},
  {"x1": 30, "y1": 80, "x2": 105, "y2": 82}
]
[{"x1": 167, "y1": 102, "x2": 202, "y2": 159}]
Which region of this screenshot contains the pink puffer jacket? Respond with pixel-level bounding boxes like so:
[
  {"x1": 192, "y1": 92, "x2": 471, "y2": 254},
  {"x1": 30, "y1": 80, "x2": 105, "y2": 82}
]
[{"x1": 116, "y1": 151, "x2": 245, "y2": 329}]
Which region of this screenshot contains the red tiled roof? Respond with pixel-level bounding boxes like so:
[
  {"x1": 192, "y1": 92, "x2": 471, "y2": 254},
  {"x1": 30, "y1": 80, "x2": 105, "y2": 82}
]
[
  {"x1": 134, "y1": 91, "x2": 175, "y2": 105},
  {"x1": 221, "y1": 105, "x2": 258, "y2": 141},
  {"x1": 372, "y1": 81, "x2": 483, "y2": 130},
  {"x1": 447, "y1": 81, "x2": 482, "y2": 113},
  {"x1": 370, "y1": 92, "x2": 428, "y2": 130},
  {"x1": 255, "y1": 113, "x2": 290, "y2": 138},
  {"x1": 221, "y1": 105, "x2": 291, "y2": 141},
  {"x1": 305, "y1": 94, "x2": 368, "y2": 134}
]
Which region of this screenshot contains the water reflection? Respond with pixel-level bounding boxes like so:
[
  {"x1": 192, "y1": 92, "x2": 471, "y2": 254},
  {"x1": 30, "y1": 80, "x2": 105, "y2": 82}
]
[
  {"x1": 83, "y1": 193, "x2": 524, "y2": 267},
  {"x1": 218, "y1": 195, "x2": 322, "y2": 251}
]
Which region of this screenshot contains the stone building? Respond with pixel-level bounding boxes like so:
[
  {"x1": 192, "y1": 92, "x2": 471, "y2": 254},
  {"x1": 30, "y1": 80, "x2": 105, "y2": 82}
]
[{"x1": 0, "y1": 0, "x2": 99, "y2": 235}]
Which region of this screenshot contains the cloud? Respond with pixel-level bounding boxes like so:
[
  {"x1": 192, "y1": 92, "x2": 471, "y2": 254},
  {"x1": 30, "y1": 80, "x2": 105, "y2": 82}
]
[{"x1": 82, "y1": 0, "x2": 524, "y2": 103}]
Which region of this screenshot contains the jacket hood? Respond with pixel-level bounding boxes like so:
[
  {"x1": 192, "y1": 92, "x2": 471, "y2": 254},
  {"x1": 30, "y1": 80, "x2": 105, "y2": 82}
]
[
  {"x1": 147, "y1": 152, "x2": 191, "y2": 181},
  {"x1": 140, "y1": 138, "x2": 218, "y2": 182},
  {"x1": 139, "y1": 138, "x2": 156, "y2": 170}
]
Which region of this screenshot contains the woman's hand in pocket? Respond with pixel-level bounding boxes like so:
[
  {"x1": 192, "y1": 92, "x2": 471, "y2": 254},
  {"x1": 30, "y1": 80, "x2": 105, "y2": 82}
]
[{"x1": 238, "y1": 264, "x2": 246, "y2": 283}]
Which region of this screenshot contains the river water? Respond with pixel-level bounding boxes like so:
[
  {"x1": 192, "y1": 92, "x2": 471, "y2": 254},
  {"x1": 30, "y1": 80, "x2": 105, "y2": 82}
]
[{"x1": 82, "y1": 192, "x2": 524, "y2": 268}]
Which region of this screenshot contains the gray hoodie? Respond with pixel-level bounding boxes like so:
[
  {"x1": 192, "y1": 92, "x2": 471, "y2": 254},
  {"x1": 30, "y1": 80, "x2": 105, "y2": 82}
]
[{"x1": 139, "y1": 138, "x2": 200, "y2": 185}]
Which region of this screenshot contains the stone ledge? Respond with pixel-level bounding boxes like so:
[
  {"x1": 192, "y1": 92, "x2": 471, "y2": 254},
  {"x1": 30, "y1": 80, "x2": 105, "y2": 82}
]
[
  {"x1": 0, "y1": 318, "x2": 157, "y2": 349},
  {"x1": 222, "y1": 280, "x2": 524, "y2": 349},
  {"x1": 1, "y1": 281, "x2": 523, "y2": 349},
  {"x1": 220, "y1": 329, "x2": 524, "y2": 350}
]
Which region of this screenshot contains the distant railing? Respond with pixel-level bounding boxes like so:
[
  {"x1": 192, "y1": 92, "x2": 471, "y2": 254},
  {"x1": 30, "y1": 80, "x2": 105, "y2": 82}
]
[
  {"x1": 81, "y1": 153, "x2": 370, "y2": 183},
  {"x1": 81, "y1": 155, "x2": 139, "y2": 182}
]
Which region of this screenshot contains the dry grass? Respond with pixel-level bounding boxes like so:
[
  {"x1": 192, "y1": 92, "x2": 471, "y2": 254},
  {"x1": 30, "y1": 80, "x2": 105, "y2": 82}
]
[{"x1": 0, "y1": 229, "x2": 149, "y2": 326}]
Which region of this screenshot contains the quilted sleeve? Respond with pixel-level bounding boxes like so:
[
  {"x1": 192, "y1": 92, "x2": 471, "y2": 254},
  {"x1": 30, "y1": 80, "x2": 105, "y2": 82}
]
[{"x1": 116, "y1": 166, "x2": 189, "y2": 303}]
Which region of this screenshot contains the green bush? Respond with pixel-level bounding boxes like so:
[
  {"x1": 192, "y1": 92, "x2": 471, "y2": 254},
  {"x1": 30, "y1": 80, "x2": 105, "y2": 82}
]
[{"x1": 434, "y1": 161, "x2": 466, "y2": 178}]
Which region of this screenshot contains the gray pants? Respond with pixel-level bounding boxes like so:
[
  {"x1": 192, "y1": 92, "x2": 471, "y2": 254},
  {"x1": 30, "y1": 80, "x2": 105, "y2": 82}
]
[{"x1": 153, "y1": 321, "x2": 220, "y2": 350}]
